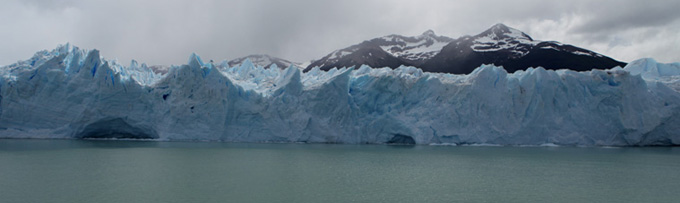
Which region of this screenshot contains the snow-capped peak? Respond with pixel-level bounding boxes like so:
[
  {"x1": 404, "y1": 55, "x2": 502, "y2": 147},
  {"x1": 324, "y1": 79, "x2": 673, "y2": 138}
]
[
  {"x1": 486, "y1": 24, "x2": 532, "y2": 40},
  {"x1": 469, "y1": 24, "x2": 606, "y2": 59},
  {"x1": 470, "y1": 23, "x2": 538, "y2": 56}
]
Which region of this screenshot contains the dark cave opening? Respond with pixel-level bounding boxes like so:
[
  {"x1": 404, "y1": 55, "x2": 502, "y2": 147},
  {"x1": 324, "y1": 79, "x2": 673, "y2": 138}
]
[
  {"x1": 386, "y1": 134, "x2": 416, "y2": 145},
  {"x1": 77, "y1": 118, "x2": 158, "y2": 139}
]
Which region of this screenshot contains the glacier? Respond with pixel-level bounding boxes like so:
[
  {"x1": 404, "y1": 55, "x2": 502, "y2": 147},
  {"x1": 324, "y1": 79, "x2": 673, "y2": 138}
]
[{"x1": 1, "y1": 44, "x2": 679, "y2": 146}]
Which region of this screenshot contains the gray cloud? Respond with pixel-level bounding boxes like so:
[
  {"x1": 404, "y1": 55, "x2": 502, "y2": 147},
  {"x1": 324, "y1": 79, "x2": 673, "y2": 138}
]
[
  {"x1": 1, "y1": 0, "x2": 678, "y2": 66},
  {"x1": 571, "y1": 1, "x2": 680, "y2": 34}
]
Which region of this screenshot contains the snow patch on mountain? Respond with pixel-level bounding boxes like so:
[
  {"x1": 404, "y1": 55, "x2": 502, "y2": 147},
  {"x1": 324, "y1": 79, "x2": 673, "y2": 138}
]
[
  {"x1": 327, "y1": 49, "x2": 356, "y2": 61},
  {"x1": 379, "y1": 30, "x2": 452, "y2": 62}
]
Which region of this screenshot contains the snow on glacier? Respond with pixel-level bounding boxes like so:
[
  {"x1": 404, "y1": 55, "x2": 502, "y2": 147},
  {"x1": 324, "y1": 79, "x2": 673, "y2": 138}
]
[{"x1": 1, "y1": 44, "x2": 679, "y2": 146}]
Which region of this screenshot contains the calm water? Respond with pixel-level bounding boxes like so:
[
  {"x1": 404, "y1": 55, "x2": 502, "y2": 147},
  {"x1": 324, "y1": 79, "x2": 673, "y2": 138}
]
[{"x1": 1, "y1": 139, "x2": 679, "y2": 203}]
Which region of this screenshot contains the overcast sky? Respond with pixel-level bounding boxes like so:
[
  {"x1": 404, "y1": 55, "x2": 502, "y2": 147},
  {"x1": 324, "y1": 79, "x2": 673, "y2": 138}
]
[{"x1": 1, "y1": 0, "x2": 679, "y2": 66}]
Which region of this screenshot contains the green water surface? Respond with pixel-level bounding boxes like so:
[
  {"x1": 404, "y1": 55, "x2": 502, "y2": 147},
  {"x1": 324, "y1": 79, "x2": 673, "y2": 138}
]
[{"x1": 1, "y1": 139, "x2": 679, "y2": 202}]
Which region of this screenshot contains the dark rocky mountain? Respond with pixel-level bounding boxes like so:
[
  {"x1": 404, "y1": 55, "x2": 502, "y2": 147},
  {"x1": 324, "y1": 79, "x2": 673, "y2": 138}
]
[
  {"x1": 304, "y1": 30, "x2": 454, "y2": 72},
  {"x1": 305, "y1": 24, "x2": 626, "y2": 74},
  {"x1": 420, "y1": 24, "x2": 626, "y2": 73}
]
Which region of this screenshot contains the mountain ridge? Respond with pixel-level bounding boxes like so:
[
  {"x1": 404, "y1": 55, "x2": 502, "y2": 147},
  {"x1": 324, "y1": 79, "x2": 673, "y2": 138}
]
[{"x1": 304, "y1": 23, "x2": 626, "y2": 73}]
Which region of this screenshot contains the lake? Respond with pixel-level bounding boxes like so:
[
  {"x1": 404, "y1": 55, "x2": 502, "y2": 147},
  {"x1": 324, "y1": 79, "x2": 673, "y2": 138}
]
[{"x1": 1, "y1": 139, "x2": 679, "y2": 202}]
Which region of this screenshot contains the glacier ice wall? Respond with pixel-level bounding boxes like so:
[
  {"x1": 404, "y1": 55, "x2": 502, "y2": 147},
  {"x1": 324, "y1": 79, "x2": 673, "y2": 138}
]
[{"x1": 1, "y1": 44, "x2": 679, "y2": 146}]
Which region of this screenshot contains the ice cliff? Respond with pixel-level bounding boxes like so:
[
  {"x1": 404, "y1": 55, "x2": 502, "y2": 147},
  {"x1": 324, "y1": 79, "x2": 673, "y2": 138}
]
[{"x1": 1, "y1": 44, "x2": 679, "y2": 146}]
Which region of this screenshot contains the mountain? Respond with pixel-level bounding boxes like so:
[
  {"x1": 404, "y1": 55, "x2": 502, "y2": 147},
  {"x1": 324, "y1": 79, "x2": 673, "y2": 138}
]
[
  {"x1": 421, "y1": 24, "x2": 626, "y2": 74},
  {"x1": 304, "y1": 30, "x2": 453, "y2": 72},
  {"x1": 1, "y1": 44, "x2": 679, "y2": 146},
  {"x1": 305, "y1": 24, "x2": 626, "y2": 74},
  {"x1": 225, "y1": 54, "x2": 302, "y2": 69}
]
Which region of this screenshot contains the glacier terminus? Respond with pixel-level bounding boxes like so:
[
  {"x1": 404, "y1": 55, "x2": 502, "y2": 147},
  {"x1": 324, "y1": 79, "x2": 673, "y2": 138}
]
[{"x1": 1, "y1": 44, "x2": 679, "y2": 146}]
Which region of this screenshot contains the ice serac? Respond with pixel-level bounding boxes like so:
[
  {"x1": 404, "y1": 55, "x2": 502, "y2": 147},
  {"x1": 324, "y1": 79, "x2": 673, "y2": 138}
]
[{"x1": 1, "y1": 44, "x2": 679, "y2": 146}]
